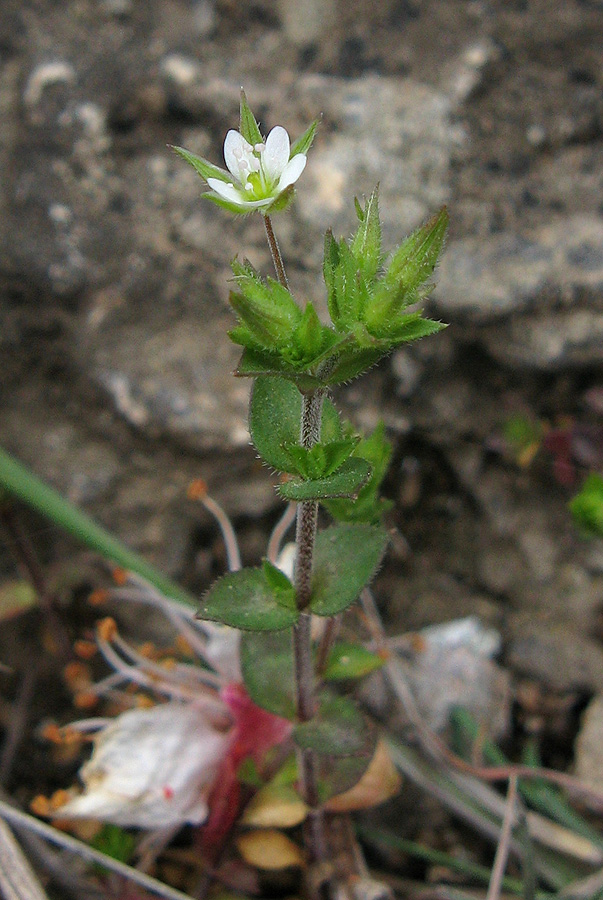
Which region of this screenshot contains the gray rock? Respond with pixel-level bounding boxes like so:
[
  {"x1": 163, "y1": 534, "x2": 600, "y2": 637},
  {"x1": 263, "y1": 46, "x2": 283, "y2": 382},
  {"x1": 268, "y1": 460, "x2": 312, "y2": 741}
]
[
  {"x1": 434, "y1": 216, "x2": 603, "y2": 325},
  {"x1": 506, "y1": 618, "x2": 603, "y2": 693}
]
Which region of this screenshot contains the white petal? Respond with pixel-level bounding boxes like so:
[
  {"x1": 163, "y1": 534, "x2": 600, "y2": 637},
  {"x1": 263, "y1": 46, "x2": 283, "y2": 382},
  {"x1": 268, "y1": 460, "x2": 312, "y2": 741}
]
[
  {"x1": 262, "y1": 126, "x2": 291, "y2": 181},
  {"x1": 60, "y1": 703, "x2": 230, "y2": 829},
  {"x1": 207, "y1": 178, "x2": 246, "y2": 204},
  {"x1": 277, "y1": 154, "x2": 306, "y2": 191},
  {"x1": 223, "y1": 129, "x2": 255, "y2": 183}
]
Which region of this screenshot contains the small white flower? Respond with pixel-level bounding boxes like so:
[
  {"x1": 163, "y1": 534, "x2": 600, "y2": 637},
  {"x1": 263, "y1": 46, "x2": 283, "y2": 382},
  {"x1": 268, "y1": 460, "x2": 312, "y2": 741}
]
[
  {"x1": 206, "y1": 126, "x2": 307, "y2": 212},
  {"x1": 59, "y1": 703, "x2": 230, "y2": 829}
]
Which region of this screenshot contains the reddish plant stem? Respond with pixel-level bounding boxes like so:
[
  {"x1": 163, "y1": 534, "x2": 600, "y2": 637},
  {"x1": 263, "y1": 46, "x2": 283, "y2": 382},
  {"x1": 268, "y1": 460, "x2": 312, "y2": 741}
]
[
  {"x1": 262, "y1": 216, "x2": 328, "y2": 876},
  {"x1": 263, "y1": 215, "x2": 289, "y2": 290}
]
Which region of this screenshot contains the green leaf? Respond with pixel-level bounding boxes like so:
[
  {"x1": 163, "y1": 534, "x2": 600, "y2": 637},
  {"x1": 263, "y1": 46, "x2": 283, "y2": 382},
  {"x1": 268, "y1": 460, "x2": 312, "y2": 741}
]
[
  {"x1": 249, "y1": 376, "x2": 341, "y2": 472},
  {"x1": 235, "y1": 349, "x2": 323, "y2": 390},
  {"x1": 310, "y1": 522, "x2": 388, "y2": 616},
  {"x1": 277, "y1": 458, "x2": 371, "y2": 501},
  {"x1": 199, "y1": 566, "x2": 298, "y2": 631},
  {"x1": 172, "y1": 146, "x2": 231, "y2": 184},
  {"x1": 374, "y1": 312, "x2": 447, "y2": 344},
  {"x1": 350, "y1": 186, "x2": 382, "y2": 281},
  {"x1": 323, "y1": 347, "x2": 386, "y2": 385},
  {"x1": 280, "y1": 438, "x2": 360, "y2": 480},
  {"x1": 91, "y1": 824, "x2": 136, "y2": 864},
  {"x1": 262, "y1": 558, "x2": 295, "y2": 599},
  {"x1": 239, "y1": 89, "x2": 263, "y2": 146},
  {"x1": 570, "y1": 474, "x2": 603, "y2": 537},
  {"x1": 240, "y1": 629, "x2": 297, "y2": 718},
  {"x1": 385, "y1": 206, "x2": 449, "y2": 291},
  {"x1": 288, "y1": 302, "x2": 324, "y2": 363},
  {"x1": 230, "y1": 261, "x2": 302, "y2": 348},
  {"x1": 330, "y1": 239, "x2": 369, "y2": 330},
  {"x1": 325, "y1": 422, "x2": 393, "y2": 524},
  {"x1": 290, "y1": 118, "x2": 319, "y2": 158},
  {"x1": 324, "y1": 642, "x2": 384, "y2": 681},
  {"x1": 294, "y1": 691, "x2": 372, "y2": 756},
  {"x1": 323, "y1": 229, "x2": 341, "y2": 325}
]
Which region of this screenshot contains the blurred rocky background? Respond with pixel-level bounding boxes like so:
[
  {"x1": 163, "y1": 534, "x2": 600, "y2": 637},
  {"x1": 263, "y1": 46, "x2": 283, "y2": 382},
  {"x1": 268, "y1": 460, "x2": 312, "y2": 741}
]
[{"x1": 1, "y1": 0, "x2": 603, "y2": 746}]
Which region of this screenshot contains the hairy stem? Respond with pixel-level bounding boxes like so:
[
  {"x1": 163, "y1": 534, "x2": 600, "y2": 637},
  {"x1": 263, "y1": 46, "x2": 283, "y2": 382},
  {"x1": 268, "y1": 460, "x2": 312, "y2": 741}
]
[
  {"x1": 263, "y1": 215, "x2": 289, "y2": 290},
  {"x1": 263, "y1": 216, "x2": 327, "y2": 875}
]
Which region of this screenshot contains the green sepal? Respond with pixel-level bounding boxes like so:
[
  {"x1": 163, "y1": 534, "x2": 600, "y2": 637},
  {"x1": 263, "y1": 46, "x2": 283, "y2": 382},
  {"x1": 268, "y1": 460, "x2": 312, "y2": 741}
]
[
  {"x1": 324, "y1": 642, "x2": 384, "y2": 681},
  {"x1": 203, "y1": 192, "x2": 250, "y2": 215},
  {"x1": 198, "y1": 565, "x2": 298, "y2": 631},
  {"x1": 172, "y1": 146, "x2": 231, "y2": 184},
  {"x1": 350, "y1": 186, "x2": 382, "y2": 281},
  {"x1": 277, "y1": 458, "x2": 372, "y2": 502},
  {"x1": 310, "y1": 522, "x2": 388, "y2": 616},
  {"x1": 249, "y1": 376, "x2": 341, "y2": 473},
  {"x1": 237, "y1": 757, "x2": 264, "y2": 788},
  {"x1": 293, "y1": 691, "x2": 372, "y2": 757},
  {"x1": 280, "y1": 437, "x2": 360, "y2": 480},
  {"x1": 239, "y1": 89, "x2": 263, "y2": 146},
  {"x1": 570, "y1": 474, "x2": 603, "y2": 537},
  {"x1": 385, "y1": 206, "x2": 449, "y2": 291},
  {"x1": 325, "y1": 422, "x2": 393, "y2": 524},
  {"x1": 240, "y1": 628, "x2": 297, "y2": 719},
  {"x1": 290, "y1": 118, "x2": 319, "y2": 157},
  {"x1": 264, "y1": 184, "x2": 296, "y2": 214}
]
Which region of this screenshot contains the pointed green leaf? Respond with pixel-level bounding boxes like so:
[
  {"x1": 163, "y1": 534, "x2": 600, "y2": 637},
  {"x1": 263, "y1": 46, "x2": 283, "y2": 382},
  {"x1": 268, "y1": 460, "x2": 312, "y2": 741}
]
[
  {"x1": 386, "y1": 315, "x2": 447, "y2": 344},
  {"x1": 240, "y1": 629, "x2": 296, "y2": 718},
  {"x1": 172, "y1": 146, "x2": 231, "y2": 184},
  {"x1": 280, "y1": 437, "x2": 359, "y2": 480},
  {"x1": 289, "y1": 302, "x2": 323, "y2": 361},
  {"x1": 386, "y1": 206, "x2": 449, "y2": 291},
  {"x1": 351, "y1": 186, "x2": 382, "y2": 281},
  {"x1": 262, "y1": 558, "x2": 295, "y2": 599},
  {"x1": 229, "y1": 261, "x2": 302, "y2": 348},
  {"x1": 330, "y1": 238, "x2": 367, "y2": 330},
  {"x1": 310, "y1": 523, "x2": 388, "y2": 616},
  {"x1": 277, "y1": 458, "x2": 371, "y2": 501},
  {"x1": 239, "y1": 89, "x2": 263, "y2": 145},
  {"x1": 199, "y1": 566, "x2": 298, "y2": 631},
  {"x1": 235, "y1": 349, "x2": 323, "y2": 390},
  {"x1": 325, "y1": 422, "x2": 393, "y2": 524},
  {"x1": 249, "y1": 376, "x2": 341, "y2": 472},
  {"x1": 290, "y1": 118, "x2": 319, "y2": 158},
  {"x1": 324, "y1": 642, "x2": 384, "y2": 681},
  {"x1": 293, "y1": 692, "x2": 372, "y2": 756},
  {"x1": 323, "y1": 347, "x2": 386, "y2": 385}
]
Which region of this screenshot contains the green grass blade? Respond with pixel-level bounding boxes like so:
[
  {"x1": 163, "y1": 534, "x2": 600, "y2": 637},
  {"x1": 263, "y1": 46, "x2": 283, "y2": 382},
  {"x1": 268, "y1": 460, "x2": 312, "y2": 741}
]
[{"x1": 0, "y1": 448, "x2": 196, "y2": 607}]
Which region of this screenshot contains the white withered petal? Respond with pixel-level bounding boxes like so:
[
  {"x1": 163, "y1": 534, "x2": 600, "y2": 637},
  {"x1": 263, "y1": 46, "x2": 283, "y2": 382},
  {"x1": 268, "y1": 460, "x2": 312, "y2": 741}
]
[{"x1": 59, "y1": 703, "x2": 231, "y2": 829}]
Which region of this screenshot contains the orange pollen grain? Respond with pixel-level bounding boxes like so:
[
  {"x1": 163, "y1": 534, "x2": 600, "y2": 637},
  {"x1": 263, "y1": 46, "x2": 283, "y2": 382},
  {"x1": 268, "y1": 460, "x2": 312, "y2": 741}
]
[
  {"x1": 50, "y1": 789, "x2": 71, "y2": 811},
  {"x1": 74, "y1": 692, "x2": 98, "y2": 710},
  {"x1": 112, "y1": 567, "x2": 129, "y2": 586},
  {"x1": 97, "y1": 617, "x2": 118, "y2": 643},
  {"x1": 74, "y1": 639, "x2": 97, "y2": 660},
  {"x1": 31, "y1": 795, "x2": 51, "y2": 817},
  {"x1": 138, "y1": 642, "x2": 158, "y2": 659},
  {"x1": 63, "y1": 661, "x2": 92, "y2": 689},
  {"x1": 187, "y1": 478, "x2": 208, "y2": 501},
  {"x1": 42, "y1": 723, "x2": 63, "y2": 744},
  {"x1": 88, "y1": 589, "x2": 110, "y2": 606}
]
